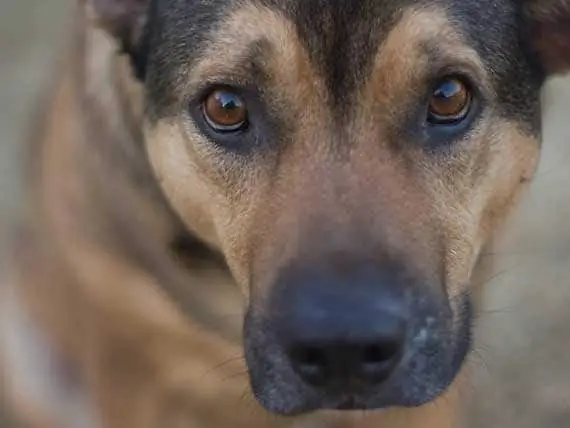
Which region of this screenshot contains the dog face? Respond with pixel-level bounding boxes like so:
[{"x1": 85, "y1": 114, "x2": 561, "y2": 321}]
[{"x1": 93, "y1": 0, "x2": 570, "y2": 415}]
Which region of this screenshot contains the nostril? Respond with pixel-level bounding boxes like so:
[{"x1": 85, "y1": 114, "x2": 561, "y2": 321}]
[
  {"x1": 296, "y1": 346, "x2": 327, "y2": 367},
  {"x1": 290, "y1": 345, "x2": 330, "y2": 385},
  {"x1": 358, "y1": 340, "x2": 403, "y2": 382},
  {"x1": 361, "y1": 341, "x2": 400, "y2": 365}
]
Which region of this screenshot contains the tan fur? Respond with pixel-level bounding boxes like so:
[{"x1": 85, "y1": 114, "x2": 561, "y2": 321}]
[
  {"x1": 145, "y1": 3, "x2": 332, "y2": 289},
  {"x1": 1, "y1": 2, "x2": 542, "y2": 428}
]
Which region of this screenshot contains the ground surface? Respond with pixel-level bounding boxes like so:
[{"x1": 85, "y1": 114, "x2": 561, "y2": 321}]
[{"x1": 1, "y1": 1, "x2": 570, "y2": 427}]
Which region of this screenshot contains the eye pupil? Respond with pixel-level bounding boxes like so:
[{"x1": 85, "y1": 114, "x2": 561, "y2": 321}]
[
  {"x1": 428, "y1": 77, "x2": 471, "y2": 125},
  {"x1": 203, "y1": 89, "x2": 247, "y2": 131}
]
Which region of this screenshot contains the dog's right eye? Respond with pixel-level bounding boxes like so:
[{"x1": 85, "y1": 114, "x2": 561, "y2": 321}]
[
  {"x1": 427, "y1": 77, "x2": 472, "y2": 125},
  {"x1": 202, "y1": 88, "x2": 248, "y2": 132}
]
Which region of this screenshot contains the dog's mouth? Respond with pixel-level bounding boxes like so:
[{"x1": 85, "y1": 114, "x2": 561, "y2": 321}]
[
  {"x1": 335, "y1": 397, "x2": 358, "y2": 410},
  {"x1": 292, "y1": 395, "x2": 374, "y2": 413},
  {"x1": 330, "y1": 394, "x2": 384, "y2": 411}
]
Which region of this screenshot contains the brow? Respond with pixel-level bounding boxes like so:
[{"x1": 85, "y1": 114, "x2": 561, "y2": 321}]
[
  {"x1": 362, "y1": 7, "x2": 491, "y2": 101},
  {"x1": 184, "y1": 41, "x2": 269, "y2": 94},
  {"x1": 420, "y1": 43, "x2": 490, "y2": 89}
]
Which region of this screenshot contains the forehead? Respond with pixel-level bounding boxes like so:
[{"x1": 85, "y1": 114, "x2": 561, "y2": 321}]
[
  {"x1": 264, "y1": 0, "x2": 418, "y2": 101},
  {"x1": 263, "y1": 0, "x2": 520, "y2": 100},
  {"x1": 147, "y1": 0, "x2": 543, "y2": 124}
]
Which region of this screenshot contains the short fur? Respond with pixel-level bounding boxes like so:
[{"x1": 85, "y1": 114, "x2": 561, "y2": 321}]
[{"x1": 1, "y1": 0, "x2": 570, "y2": 427}]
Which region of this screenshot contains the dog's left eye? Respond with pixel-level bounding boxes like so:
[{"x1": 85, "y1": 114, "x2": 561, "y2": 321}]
[
  {"x1": 202, "y1": 88, "x2": 248, "y2": 132},
  {"x1": 427, "y1": 77, "x2": 472, "y2": 125}
]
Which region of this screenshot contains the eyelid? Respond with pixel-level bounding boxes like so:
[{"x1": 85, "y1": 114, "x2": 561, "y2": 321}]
[
  {"x1": 427, "y1": 63, "x2": 492, "y2": 102},
  {"x1": 185, "y1": 46, "x2": 271, "y2": 106},
  {"x1": 188, "y1": 80, "x2": 248, "y2": 106}
]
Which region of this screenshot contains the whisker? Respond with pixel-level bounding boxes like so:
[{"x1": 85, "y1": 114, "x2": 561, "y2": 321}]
[
  {"x1": 221, "y1": 369, "x2": 249, "y2": 382},
  {"x1": 473, "y1": 263, "x2": 520, "y2": 288},
  {"x1": 200, "y1": 354, "x2": 245, "y2": 379}
]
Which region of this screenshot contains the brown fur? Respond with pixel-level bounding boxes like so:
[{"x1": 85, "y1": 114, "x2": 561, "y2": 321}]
[
  {"x1": 147, "y1": 4, "x2": 538, "y2": 306},
  {"x1": 0, "y1": 0, "x2": 564, "y2": 427}
]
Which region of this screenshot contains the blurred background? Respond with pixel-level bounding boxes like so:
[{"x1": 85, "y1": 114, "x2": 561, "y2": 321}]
[{"x1": 1, "y1": 0, "x2": 569, "y2": 427}]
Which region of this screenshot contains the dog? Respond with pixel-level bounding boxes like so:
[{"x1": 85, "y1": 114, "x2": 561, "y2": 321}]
[{"x1": 1, "y1": 0, "x2": 570, "y2": 427}]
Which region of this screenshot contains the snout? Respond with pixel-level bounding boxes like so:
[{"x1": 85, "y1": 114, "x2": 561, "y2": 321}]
[
  {"x1": 244, "y1": 261, "x2": 472, "y2": 415},
  {"x1": 278, "y1": 267, "x2": 407, "y2": 392}
]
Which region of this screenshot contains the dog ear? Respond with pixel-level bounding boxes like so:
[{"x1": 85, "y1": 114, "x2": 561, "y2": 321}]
[
  {"x1": 88, "y1": 0, "x2": 150, "y2": 78},
  {"x1": 89, "y1": 0, "x2": 149, "y2": 44},
  {"x1": 524, "y1": 0, "x2": 570, "y2": 75}
]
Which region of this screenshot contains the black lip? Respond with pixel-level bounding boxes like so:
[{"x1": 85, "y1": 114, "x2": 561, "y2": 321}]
[{"x1": 335, "y1": 397, "x2": 358, "y2": 410}]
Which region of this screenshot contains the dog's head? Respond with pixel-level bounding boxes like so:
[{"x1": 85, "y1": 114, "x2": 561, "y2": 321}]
[{"x1": 91, "y1": 0, "x2": 570, "y2": 415}]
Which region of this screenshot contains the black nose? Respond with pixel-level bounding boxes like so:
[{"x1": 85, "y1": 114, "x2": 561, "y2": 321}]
[{"x1": 273, "y1": 265, "x2": 407, "y2": 390}]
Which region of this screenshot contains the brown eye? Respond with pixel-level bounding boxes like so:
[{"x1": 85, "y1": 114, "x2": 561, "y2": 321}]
[
  {"x1": 427, "y1": 77, "x2": 471, "y2": 124},
  {"x1": 202, "y1": 88, "x2": 248, "y2": 132}
]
